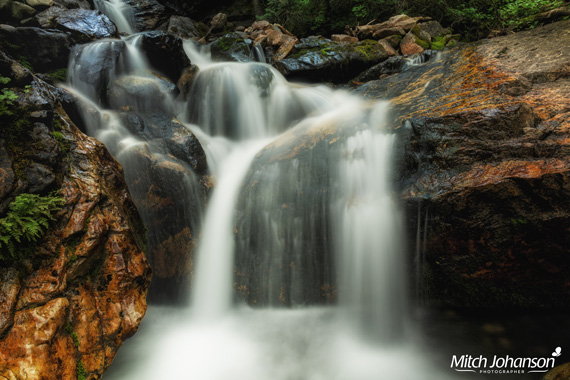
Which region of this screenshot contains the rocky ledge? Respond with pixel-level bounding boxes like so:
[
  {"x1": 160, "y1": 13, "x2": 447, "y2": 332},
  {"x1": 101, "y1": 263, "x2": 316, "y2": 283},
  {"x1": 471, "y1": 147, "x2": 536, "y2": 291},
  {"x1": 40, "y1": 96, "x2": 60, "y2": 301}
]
[{"x1": 355, "y1": 19, "x2": 570, "y2": 308}]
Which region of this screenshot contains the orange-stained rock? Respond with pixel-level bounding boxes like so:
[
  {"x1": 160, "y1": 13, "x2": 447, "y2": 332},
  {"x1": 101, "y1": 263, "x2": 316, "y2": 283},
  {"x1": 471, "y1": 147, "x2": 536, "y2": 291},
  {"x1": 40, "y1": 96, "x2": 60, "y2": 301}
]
[
  {"x1": 273, "y1": 35, "x2": 298, "y2": 61},
  {"x1": 0, "y1": 71, "x2": 151, "y2": 379},
  {"x1": 400, "y1": 32, "x2": 424, "y2": 55}
]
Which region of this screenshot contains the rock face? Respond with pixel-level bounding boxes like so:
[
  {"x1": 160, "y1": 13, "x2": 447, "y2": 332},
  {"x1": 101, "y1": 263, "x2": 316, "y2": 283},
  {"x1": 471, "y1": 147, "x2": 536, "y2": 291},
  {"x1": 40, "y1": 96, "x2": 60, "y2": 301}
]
[
  {"x1": 354, "y1": 19, "x2": 570, "y2": 308},
  {"x1": 0, "y1": 56, "x2": 151, "y2": 378}
]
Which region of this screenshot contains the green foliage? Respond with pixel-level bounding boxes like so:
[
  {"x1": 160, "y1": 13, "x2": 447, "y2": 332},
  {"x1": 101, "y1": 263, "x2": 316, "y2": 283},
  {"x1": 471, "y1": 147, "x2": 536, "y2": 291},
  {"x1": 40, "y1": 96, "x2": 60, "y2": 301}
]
[
  {"x1": 0, "y1": 76, "x2": 18, "y2": 117},
  {"x1": 0, "y1": 193, "x2": 65, "y2": 261},
  {"x1": 498, "y1": 0, "x2": 564, "y2": 29},
  {"x1": 265, "y1": 0, "x2": 566, "y2": 40}
]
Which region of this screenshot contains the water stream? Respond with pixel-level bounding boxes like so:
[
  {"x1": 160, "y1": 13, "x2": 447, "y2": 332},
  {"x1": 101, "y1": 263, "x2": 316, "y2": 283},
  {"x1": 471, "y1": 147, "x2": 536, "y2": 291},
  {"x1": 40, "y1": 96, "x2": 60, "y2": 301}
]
[{"x1": 62, "y1": 6, "x2": 454, "y2": 379}]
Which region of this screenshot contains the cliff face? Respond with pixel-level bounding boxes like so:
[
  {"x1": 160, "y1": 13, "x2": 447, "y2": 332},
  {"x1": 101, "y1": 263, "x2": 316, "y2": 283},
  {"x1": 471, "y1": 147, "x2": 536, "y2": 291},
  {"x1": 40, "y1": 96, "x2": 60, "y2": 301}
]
[
  {"x1": 356, "y1": 19, "x2": 570, "y2": 307},
  {"x1": 0, "y1": 54, "x2": 151, "y2": 379}
]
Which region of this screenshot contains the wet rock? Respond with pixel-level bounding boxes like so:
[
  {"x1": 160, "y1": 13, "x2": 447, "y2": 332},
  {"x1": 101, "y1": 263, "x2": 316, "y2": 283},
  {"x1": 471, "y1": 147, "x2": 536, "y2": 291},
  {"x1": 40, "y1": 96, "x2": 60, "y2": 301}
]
[
  {"x1": 177, "y1": 64, "x2": 199, "y2": 99},
  {"x1": 36, "y1": 7, "x2": 117, "y2": 40},
  {"x1": 167, "y1": 15, "x2": 202, "y2": 39},
  {"x1": 138, "y1": 31, "x2": 190, "y2": 82},
  {"x1": 124, "y1": 0, "x2": 169, "y2": 31},
  {"x1": 274, "y1": 37, "x2": 389, "y2": 83},
  {"x1": 0, "y1": 25, "x2": 72, "y2": 72},
  {"x1": 210, "y1": 32, "x2": 251, "y2": 62},
  {"x1": 68, "y1": 39, "x2": 124, "y2": 103},
  {"x1": 108, "y1": 74, "x2": 177, "y2": 115}
]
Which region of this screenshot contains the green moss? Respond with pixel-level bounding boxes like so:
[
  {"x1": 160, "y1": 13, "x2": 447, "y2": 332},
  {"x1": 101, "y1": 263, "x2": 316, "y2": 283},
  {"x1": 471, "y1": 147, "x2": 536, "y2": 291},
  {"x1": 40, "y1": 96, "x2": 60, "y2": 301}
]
[
  {"x1": 288, "y1": 49, "x2": 309, "y2": 59},
  {"x1": 77, "y1": 360, "x2": 87, "y2": 380},
  {"x1": 446, "y1": 39, "x2": 457, "y2": 48},
  {"x1": 65, "y1": 322, "x2": 80, "y2": 348},
  {"x1": 415, "y1": 37, "x2": 430, "y2": 49},
  {"x1": 351, "y1": 39, "x2": 380, "y2": 61},
  {"x1": 52, "y1": 131, "x2": 71, "y2": 153}
]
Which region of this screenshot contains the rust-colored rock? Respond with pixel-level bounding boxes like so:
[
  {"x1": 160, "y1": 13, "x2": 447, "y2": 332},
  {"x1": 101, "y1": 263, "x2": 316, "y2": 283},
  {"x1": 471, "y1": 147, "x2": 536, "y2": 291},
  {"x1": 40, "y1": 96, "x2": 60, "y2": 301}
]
[
  {"x1": 274, "y1": 35, "x2": 298, "y2": 61},
  {"x1": 0, "y1": 70, "x2": 151, "y2": 379},
  {"x1": 266, "y1": 29, "x2": 284, "y2": 46},
  {"x1": 400, "y1": 32, "x2": 424, "y2": 55}
]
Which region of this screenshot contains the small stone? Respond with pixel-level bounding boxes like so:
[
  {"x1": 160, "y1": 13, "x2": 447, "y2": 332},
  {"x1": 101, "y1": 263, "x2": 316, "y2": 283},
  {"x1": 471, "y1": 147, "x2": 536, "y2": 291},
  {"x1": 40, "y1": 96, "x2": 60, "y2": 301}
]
[
  {"x1": 378, "y1": 39, "x2": 397, "y2": 56},
  {"x1": 210, "y1": 12, "x2": 227, "y2": 31},
  {"x1": 383, "y1": 34, "x2": 402, "y2": 49},
  {"x1": 331, "y1": 34, "x2": 358, "y2": 43},
  {"x1": 266, "y1": 29, "x2": 284, "y2": 46},
  {"x1": 251, "y1": 20, "x2": 270, "y2": 30}
]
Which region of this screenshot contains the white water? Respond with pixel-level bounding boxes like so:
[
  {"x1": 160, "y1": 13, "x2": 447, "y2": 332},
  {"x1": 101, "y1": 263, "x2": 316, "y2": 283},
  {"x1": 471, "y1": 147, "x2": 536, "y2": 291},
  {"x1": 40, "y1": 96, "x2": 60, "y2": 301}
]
[
  {"x1": 94, "y1": 0, "x2": 135, "y2": 34},
  {"x1": 191, "y1": 140, "x2": 270, "y2": 320},
  {"x1": 61, "y1": 5, "x2": 452, "y2": 378}
]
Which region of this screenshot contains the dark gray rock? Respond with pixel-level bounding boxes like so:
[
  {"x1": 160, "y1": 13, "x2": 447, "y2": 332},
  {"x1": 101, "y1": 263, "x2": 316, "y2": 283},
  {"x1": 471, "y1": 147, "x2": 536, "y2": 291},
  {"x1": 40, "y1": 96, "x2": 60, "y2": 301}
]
[
  {"x1": 209, "y1": 33, "x2": 251, "y2": 63},
  {"x1": 138, "y1": 31, "x2": 190, "y2": 82},
  {"x1": 0, "y1": 25, "x2": 72, "y2": 72},
  {"x1": 167, "y1": 15, "x2": 201, "y2": 39},
  {"x1": 36, "y1": 7, "x2": 117, "y2": 40},
  {"x1": 124, "y1": 0, "x2": 169, "y2": 31}
]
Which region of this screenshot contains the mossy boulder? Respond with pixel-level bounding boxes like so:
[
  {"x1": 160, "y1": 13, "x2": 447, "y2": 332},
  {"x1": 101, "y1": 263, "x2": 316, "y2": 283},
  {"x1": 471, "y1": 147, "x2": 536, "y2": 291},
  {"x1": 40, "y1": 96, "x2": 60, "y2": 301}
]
[
  {"x1": 209, "y1": 32, "x2": 251, "y2": 62},
  {"x1": 274, "y1": 37, "x2": 389, "y2": 83}
]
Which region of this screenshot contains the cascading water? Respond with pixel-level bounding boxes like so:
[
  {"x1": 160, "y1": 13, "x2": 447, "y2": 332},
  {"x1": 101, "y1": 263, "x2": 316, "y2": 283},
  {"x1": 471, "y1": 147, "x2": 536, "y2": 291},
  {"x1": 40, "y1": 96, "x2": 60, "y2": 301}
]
[
  {"x1": 94, "y1": 0, "x2": 135, "y2": 34},
  {"x1": 61, "y1": 4, "x2": 454, "y2": 378}
]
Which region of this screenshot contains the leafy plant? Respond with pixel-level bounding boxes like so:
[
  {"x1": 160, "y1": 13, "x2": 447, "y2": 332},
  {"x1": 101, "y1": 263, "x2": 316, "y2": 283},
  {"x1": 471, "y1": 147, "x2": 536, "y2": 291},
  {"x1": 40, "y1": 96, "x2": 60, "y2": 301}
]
[
  {"x1": 77, "y1": 360, "x2": 87, "y2": 380},
  {"x1": 0, "y1": 76, "x2": 18, "y2": 117},
  {"x1": 0, "y1": 192, "x2": 65, "y2": 261}
]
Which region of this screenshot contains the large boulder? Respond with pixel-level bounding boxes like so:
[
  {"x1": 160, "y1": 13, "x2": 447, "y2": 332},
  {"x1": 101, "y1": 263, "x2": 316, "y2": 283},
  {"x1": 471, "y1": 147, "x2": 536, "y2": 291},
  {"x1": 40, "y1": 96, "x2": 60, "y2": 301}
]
[
  {"x1": 0, "y1": 25, "x2": 72, "y2": 72},
  {"x1": 0, "y1": 69, "x2": 151, "y2": 379},
  {"x1": 138, "y1": 31, "x2": 190, "y2": 82},
  {"x1": 354, "y1": 19, "x2": 570, "y2": 308},
  {"x1": 124, "y1": 0, "x2": 170, "y2": 31},
  {"x1": 36, "y1": 7, "x2": 117, "y2": 40}
]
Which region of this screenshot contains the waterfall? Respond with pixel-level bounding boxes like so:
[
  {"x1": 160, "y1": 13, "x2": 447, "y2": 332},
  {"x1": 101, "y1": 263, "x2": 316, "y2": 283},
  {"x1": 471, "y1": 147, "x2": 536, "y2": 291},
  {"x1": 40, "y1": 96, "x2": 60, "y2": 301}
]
[
  {"x1": 60, "y1": 2, "x2": 452, "y2": 377},
  {"x1": 94, "y1": 0, "x2": 135, "y2": 34}
]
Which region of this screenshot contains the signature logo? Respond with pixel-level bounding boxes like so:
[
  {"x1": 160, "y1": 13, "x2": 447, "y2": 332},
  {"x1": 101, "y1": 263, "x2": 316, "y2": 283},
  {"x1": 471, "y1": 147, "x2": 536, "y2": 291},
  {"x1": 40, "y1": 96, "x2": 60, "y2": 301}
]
[{"x1": 451, "y1": 348, "x2": 561, "y2": 375}]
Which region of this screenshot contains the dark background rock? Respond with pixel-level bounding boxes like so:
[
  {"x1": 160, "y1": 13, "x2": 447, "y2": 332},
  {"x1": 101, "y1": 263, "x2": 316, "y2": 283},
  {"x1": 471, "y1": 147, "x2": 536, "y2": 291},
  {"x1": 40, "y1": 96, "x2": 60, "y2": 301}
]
[{"x1": 0, "y1": 25, "x2": 72, "y2": 72}]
